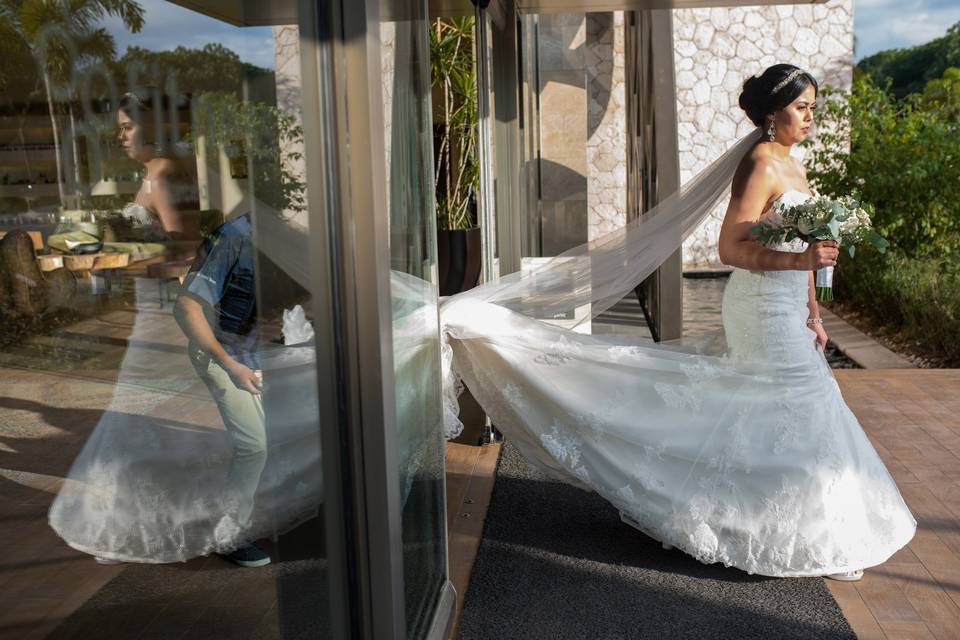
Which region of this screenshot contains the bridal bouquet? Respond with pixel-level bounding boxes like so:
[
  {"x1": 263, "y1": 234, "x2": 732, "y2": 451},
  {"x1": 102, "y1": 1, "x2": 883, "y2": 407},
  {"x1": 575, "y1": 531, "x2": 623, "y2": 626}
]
[{"x1": 752, "y1": 193, "x2": 889, "y2": 301}]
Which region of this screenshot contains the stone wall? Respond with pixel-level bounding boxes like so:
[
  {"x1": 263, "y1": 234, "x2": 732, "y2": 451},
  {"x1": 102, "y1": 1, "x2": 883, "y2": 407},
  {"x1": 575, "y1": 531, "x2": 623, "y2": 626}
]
[{"x1": 673, "y1": 0, "x2": 854, "y2": 268}]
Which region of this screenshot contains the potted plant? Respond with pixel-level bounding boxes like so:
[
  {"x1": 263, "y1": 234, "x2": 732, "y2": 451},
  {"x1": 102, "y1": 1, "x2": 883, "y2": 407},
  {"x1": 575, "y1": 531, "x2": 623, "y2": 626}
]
[{"x1": 430, "y1": 17, "x2": 481, "y2": 296}]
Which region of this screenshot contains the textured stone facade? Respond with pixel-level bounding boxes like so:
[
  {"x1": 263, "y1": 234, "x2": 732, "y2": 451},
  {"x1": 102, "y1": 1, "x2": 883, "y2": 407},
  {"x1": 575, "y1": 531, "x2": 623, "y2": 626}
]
[{"x1": 674, "y1": 0, "x2": 854, "y2": 268}]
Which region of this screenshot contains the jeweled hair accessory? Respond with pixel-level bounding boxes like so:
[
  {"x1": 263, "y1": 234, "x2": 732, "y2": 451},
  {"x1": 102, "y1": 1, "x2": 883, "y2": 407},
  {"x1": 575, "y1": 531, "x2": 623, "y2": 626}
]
[{"x1": 771, "y1": 69, "x2": 804, "y2": 94}]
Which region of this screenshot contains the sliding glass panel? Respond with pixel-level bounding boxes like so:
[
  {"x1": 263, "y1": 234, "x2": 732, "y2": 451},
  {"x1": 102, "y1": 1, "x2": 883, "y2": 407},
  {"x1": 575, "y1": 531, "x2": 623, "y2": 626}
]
[
  {"x1": 0, "y1": 0, "x2": 336, "y2": 636},
  {"x1": 380, "y1": 0, "x2": 448, "y2": 636}
]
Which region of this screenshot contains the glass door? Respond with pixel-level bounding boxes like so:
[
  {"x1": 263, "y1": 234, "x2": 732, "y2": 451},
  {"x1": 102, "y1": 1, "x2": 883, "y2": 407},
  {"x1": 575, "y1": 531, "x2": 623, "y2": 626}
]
[
  {"x1": 0, "y1": 0, "x2": 344, "y2": 637},
  {"x1": 379, "y1": 0, "x2": 453, "y2": 637}
]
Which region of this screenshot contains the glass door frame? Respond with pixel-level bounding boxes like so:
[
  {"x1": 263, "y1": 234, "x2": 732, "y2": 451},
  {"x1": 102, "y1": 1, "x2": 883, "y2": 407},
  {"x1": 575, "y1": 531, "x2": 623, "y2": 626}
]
[{"x1": 309, "y1": 0, "x2": 455, "y2": 637}]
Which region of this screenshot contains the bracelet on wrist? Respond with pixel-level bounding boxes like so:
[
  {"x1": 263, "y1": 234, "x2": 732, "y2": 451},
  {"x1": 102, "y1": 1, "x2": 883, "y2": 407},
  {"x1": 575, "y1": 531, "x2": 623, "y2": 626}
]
[{"x1": 806, "y1": 318, "x2": 823, "y2": 325}]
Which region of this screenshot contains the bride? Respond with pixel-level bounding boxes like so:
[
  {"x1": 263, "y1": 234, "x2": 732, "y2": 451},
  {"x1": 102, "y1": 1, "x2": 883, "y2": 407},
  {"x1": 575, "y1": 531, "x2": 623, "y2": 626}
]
[{"x1": 440, "y1": 64, "x2": 916, "y2": 580}]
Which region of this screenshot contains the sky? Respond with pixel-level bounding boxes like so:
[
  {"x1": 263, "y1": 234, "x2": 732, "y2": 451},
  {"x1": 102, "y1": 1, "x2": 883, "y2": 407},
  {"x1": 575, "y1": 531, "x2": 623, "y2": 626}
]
[
  {"x1": 102, "y1": 0, "x2": 276, "y2": 70},
  {"x1": 855, "y1": 0, "x2": 960, "y2": 61},
  {"x1": 101, "y1": 0, "x2": 960, "y2": 69}
]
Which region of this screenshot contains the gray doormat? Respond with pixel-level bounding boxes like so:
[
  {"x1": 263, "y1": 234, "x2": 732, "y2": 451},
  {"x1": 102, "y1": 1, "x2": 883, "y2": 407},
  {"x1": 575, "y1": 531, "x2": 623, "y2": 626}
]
[{"x1": 456, "y1": 441, "x2": 856, "y2": 640}]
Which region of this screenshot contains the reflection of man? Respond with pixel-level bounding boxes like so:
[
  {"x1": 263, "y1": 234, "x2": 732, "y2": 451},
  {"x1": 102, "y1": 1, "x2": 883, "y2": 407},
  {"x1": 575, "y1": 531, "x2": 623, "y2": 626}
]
[{"x1": 174, "y1": 213, "x2": 270, "y2": 567}]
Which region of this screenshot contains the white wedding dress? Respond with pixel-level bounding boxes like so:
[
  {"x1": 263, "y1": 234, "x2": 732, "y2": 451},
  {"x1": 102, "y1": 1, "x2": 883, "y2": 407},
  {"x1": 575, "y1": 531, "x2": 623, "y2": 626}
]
[{"x1": 440, "y1": 189, "x2": 916, "y2": 577}]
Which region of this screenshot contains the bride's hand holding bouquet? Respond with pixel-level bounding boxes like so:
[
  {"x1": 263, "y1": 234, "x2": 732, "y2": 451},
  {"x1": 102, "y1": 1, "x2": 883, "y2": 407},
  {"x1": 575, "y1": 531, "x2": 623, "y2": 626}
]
[{"x1": 752, "y1": 192, "x2": 889, "y2": 300}]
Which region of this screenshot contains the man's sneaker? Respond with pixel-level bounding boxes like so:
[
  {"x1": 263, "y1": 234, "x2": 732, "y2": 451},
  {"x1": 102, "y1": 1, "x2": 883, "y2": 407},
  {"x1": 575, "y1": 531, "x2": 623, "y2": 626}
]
[{"x1": 222, "y1": 543, "x2": 271, "y2": 568}]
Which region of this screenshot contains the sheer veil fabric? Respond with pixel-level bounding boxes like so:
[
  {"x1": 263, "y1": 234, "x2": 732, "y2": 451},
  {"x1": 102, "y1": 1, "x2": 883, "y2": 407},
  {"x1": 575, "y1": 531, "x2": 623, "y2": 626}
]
[{"x1": 440, "y1": 128, "x2": 916, "y2": 577}]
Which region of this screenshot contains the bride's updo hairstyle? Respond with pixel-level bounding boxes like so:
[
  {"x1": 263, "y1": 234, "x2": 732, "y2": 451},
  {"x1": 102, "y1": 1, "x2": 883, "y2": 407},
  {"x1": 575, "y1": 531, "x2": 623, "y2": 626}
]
[{"x1": 738, "y1": 64, "x2": 818, "y2": 127}]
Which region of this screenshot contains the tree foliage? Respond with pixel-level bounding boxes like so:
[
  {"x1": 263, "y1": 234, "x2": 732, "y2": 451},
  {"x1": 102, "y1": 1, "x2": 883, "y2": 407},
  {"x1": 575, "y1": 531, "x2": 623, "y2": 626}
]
[
  {"x1": 191, "y1": 92, "x2": 305, "y2": 217},
  {"x1": 858, "y1": 21, "x2": 960, "y2": 99},
  {"x1": 806, "y1": 64, "x2": 960, "y2": 365},
  {"x1": 114, "y1": 43, "x2": 271, "y2": 99},
  {"x1": 804, "y1": 72, "x2": 960, "y2": 258},
  {"x1": 921, "y1": 67, "x2": 960, "y2": 118}
]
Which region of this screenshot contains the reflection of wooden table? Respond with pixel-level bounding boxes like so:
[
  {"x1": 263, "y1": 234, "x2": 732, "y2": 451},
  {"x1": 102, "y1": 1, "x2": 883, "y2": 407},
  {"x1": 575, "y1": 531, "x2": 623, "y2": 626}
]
[
  {"x1": 35, "y1": 251, "x2": 132, "y2": 295},
  {"x1": 36, "y1": 251, "x2": 130, "y2": 274}
]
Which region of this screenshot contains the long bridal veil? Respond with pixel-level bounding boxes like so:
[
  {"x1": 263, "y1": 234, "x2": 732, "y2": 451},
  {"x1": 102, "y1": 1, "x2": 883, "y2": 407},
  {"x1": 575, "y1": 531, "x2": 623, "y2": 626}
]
[{"x1": 440, "y1": 127, "x2": 766, "y2": 439}]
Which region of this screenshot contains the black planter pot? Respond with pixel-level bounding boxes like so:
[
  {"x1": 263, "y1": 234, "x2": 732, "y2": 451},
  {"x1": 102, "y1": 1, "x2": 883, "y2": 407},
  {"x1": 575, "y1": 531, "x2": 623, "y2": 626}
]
[{"x1": 437, "y1": 227, "x2": 482, "y2": 297}]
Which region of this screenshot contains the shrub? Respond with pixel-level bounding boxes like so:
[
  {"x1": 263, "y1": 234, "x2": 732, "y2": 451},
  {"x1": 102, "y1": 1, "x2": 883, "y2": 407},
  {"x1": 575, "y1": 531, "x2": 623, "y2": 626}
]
[
  {"x1": 835, "y1": 250, "x2": 960, "y2": 365},
  {"x1": 806, "y1": 73, "x2": 960, "y2": 259},
  {"x1": 805, "y1": 70, "x2": 960, "y2": 364}
]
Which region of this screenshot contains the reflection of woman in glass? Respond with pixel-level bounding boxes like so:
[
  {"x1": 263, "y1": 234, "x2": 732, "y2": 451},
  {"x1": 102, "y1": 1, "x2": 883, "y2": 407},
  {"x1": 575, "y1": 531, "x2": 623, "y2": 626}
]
[
  {"x1": 48, "y1": 92, "x2": 322, "y2": 567},
  {"x1": 115, "y1": 92, "x2": 199, "y2": 254}
]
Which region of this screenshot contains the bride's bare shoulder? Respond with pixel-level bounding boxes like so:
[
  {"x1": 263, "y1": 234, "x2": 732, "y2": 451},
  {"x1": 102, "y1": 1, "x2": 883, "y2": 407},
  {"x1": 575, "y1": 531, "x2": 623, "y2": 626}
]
[{"x1": 731, "y1": 145, "x2": 777, "y2": 196}]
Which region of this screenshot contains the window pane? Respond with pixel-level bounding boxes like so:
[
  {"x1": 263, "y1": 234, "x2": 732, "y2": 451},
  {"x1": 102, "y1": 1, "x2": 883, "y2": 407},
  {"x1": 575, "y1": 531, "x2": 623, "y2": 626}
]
[
  {"x1": 380, "y1": 1, "x2": 449, "y2": 637},
  {"x1": 0, "y1": 1, "x2": 332, "y2": 636}
]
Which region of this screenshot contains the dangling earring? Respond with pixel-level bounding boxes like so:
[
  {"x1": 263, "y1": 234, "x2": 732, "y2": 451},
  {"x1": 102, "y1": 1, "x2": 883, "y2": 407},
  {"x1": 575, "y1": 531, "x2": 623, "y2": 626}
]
[{"x1": 766, "y1": 119, "x2": 776, "y2": 143}]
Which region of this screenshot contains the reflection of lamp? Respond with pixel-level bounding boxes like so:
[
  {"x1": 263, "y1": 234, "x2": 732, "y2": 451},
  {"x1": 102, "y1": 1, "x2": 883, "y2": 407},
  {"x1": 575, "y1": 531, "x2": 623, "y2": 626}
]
[
  {"x1": 91, "y1": 180, "x2": 138, "y2": 197},
  {"x1": 91, "y1": 180, "x2": 119, "y2": 196}
]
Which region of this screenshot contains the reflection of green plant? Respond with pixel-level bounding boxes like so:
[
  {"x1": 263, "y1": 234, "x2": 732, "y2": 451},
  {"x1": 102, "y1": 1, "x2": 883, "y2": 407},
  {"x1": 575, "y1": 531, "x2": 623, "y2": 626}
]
[
  {"x1": 191, "y1": 92, "x2": 306, "y2": 217},
  {"x1": 115, "y1": 43, "x2": 256, "y2": 97},
  {"x1": 429, "y1": 17, "x2": 478, "y2": 230}
]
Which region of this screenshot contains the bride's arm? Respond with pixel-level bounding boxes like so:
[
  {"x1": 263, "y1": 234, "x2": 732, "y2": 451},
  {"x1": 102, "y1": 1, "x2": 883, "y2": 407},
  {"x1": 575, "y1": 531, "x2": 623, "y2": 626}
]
[{"x1": 718, "y1": 155, "x2": 837, "y2": 272}]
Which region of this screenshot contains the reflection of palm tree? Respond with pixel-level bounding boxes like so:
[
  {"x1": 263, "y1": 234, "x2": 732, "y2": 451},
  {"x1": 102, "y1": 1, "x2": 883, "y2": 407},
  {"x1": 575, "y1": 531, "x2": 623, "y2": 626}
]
[{"x1": 1, "y1": 0, "x2": 144, "y2": 206}]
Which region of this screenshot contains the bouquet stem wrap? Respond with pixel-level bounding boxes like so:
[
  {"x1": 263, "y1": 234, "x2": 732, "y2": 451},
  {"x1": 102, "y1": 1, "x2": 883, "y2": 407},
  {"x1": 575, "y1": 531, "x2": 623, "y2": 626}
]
[{"x1": 815, "y1": 266, "x2": 834, "y2": 301}]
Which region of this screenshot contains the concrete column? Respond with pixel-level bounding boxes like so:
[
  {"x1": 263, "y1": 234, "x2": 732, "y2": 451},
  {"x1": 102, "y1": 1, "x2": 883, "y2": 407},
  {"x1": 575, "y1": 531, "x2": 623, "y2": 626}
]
[{"x1": 650, "y1": 9, "x2": 682, "y2": 342}]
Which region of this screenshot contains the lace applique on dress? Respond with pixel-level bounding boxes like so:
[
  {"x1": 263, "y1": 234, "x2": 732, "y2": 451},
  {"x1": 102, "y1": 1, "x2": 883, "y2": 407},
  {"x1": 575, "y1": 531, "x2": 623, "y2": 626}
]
[
  {"x1": 541, "y1": 422, "x2": 582, "y2": 467},
  {"x1": 607, "y1": 345, "x2": 645, "y2": 363},
  {"x1": 654, "y1": 381, "x2": 703, "y2": 412},
  {"x1": 502, "y1": 383, "x2": 524, "y2": 407},
  {"x1": 771, "y1": 403, "x2": 806, "y2": 455},
  {"x1": 540, "y1": 422, "x2": 591, "y2": 483},
  {"x1": 535, "y1": 335, "x2": 583, "y2": 366},
  {"x1": 679, "y1": 357, "x2": 732, "y2": 384}
]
